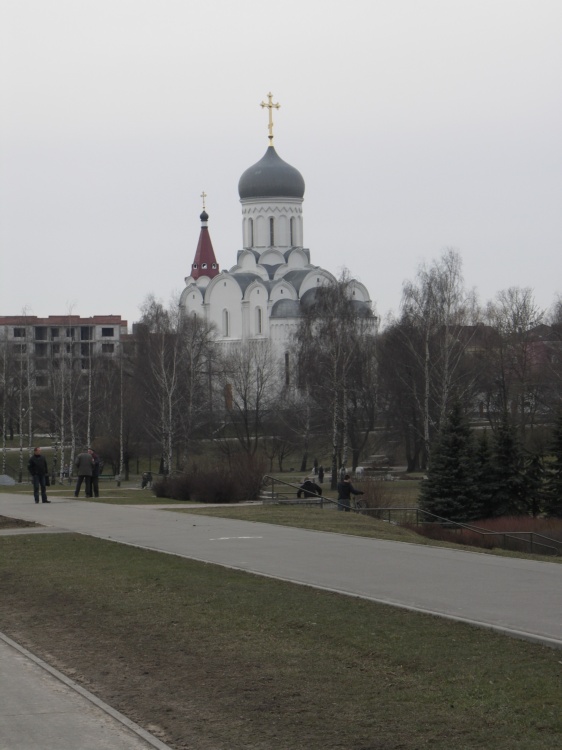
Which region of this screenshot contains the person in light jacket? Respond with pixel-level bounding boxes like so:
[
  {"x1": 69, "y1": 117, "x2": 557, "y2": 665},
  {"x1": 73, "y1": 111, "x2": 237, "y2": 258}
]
[{"x1": 74, "y1": 448, "x2": 94, "y2": 498}]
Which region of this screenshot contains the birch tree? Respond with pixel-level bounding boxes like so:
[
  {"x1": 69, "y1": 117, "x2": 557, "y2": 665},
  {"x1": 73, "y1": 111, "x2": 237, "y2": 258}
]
[
  {"x1": 296, "y1": 274, "x2": 377, "y2": 488},
  {"x1": 392, "y1": 249, "x2": 479, "y2": 468}
]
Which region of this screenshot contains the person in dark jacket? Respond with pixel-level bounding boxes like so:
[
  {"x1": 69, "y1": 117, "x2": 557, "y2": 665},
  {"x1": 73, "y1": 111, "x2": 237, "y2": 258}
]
[
  {"x1": 74, "y1": 448, "x2": 94, "y2": 498},
  {"x1": 28, "y1": 446, "x2": 50, "y2": 504},
  {"x1": 89, "y1": 448, "x2": 101, "y2": 498},
  {"x1": 337, "y1": 473, "x2": 363, "y2": 512},
  {"x1": 297, "y1": 478, "x2": 322, "y2": 498}
]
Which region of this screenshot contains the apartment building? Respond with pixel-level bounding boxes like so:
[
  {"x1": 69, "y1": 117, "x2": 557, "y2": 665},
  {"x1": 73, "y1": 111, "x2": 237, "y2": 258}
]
[{"x1": 0, "y1": 315, "x2": 128, "y2": 388}]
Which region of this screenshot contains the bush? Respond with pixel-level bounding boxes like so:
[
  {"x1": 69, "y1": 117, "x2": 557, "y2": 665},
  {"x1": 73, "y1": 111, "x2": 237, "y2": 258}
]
[
  {"x1": 153, "y1": 474, "x2": 192, "y2": 501},
  {"x1": 407, "y1": 515, "x2": 562, "y2": 555},
  {"x1": 358, "y1": 478, "x2": 395, "y2": 518},
  {"x1": 152, "y1": 454, "x2": 267, "y2": 504}
]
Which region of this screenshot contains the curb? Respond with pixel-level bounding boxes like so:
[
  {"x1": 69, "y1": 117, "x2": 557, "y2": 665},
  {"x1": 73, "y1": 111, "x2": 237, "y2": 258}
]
[{"x1": 0, "y1": 631, "x2": 174, "y2": 750}]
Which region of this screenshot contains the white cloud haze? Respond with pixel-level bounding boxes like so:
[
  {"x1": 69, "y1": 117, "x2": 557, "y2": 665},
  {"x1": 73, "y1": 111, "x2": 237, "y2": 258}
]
[{"x1": 1, "y1": 0, "x2": 561, "y2": 327}]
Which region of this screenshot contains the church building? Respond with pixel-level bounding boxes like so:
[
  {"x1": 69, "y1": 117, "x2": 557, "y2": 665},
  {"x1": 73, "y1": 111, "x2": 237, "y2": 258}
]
[{"x1": 179, "y1": 94, "x2": 373, "y2": 356}]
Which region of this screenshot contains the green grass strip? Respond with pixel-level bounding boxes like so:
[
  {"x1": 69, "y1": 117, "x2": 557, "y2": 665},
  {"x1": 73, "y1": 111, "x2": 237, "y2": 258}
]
[{"x1": 1, "y1": 534, "x2": 561, "y2": 749}]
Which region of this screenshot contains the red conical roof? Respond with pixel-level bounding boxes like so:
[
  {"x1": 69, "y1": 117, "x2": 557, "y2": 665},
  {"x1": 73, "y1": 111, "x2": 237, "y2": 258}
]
[{"x1": 191, "y1": 210, "x2": 219, "y2": 280}]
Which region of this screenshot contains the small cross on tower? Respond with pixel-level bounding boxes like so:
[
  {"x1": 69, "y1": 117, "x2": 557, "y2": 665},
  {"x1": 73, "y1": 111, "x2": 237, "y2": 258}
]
[
  {"x1": 200, "y1": 190, "x2": 207, "y2": 211},
  {"x1": 260, "y1": 92, "x2": 280, "y2": 145}
]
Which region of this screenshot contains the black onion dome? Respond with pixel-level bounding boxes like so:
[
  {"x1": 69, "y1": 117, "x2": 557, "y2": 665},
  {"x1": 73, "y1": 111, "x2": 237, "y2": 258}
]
[
  {"x1": 238, "y1": 146, "x2": 305, "y2": 199},
  {"x1": 200, "y1": 210, "x2": 209, "y2": 222}
]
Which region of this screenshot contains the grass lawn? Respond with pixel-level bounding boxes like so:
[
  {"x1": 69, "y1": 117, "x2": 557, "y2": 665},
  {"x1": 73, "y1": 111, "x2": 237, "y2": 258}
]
[{"x1": 1, "y1": 533, "x2": 561, "y2": 750}]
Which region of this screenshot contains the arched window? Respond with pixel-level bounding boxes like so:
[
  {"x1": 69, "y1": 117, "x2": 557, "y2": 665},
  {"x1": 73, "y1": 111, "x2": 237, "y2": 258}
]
[
  {"x1": 256, "y1": 307, "x2": 263, "y2": 335},
  {"x1": 290, "y1": 217, "x2": 295, "y2": 246},
  {"x1": 222, "y1": 309, "x2": 230, "y2": 337},
  {"x1": 249, "y1": 218, "x2": 254, "y2": 246},
  {"x1": 269, "y1": 217, "x2": 275, "y2": 246}
]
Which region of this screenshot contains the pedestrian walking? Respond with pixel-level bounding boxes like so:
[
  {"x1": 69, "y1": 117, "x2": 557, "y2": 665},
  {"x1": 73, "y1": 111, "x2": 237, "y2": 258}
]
[
  {"x1": 337, "y1": 473, "x2": 363, "y2": 512},
  {"x1": 28, "y1": 447, "x2": 50, "y2": 504}
]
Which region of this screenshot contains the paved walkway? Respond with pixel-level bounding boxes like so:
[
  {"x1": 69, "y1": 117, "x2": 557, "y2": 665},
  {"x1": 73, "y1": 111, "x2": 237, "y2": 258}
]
[
  {"x1": 0, "y1": 633, "x2": 171, "y2": 750},
  {"x1": 1, "y1": 491, "x2": 562, "y2": 748},
  {"x1": 2, "y1": 492, "x2": 561, "y2": 647}
]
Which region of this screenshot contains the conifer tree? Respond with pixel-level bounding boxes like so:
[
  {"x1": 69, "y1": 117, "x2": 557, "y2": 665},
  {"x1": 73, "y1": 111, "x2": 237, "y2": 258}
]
[
  {"x1": 419, "y1": 402, "x2": 478, "y2": 521},
  {"x1": 489, "y1": 412, "x2": 528, "y2": 516},
  {"x1": 544, "y1": 413, "x2": 562, "y2": 517},
  {"x1": 473, "y1": 430, "x2": 495, "y2": 519},
  {"x1": 524, "y1": 453, "x2": 546, "y2": 517}
]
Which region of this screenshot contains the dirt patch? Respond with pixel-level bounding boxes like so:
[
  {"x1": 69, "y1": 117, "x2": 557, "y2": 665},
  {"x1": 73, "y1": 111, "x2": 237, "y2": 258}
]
[{"x1": 0, "y1": 515, "x2": 39, "y2": 530}]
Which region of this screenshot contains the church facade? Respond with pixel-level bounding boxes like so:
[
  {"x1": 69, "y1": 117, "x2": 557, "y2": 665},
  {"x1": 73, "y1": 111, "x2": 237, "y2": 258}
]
[{"x1": 179, "y1": 95, "x2": 373, "y2": 356}]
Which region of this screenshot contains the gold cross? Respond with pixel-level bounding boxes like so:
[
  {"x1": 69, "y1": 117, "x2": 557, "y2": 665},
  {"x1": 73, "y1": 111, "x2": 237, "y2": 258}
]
[
  {"x1": 200, "y1": 190, "x2": 207, "y2": 210},
  {"x1": 260, "y1": 92, "x2": 280, "y2": 144}
]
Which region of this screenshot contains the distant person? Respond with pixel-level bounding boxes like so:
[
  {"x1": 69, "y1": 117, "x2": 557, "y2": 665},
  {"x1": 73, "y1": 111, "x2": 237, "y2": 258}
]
[
  {"x1": 297, "y1": 478, "x2": 322, "y2": 498},
  {"x1": 318, "y1": 465, "x2": 324, "y2": 484},
  {"x1": 28, "y1": 446, "x2": 50, "y2": 504},
  {"x1": 74, "y1": 448, "x2": 94, "y2": 498},
  {"x1": 141, "y1": 471, "x2": 153, "y2": 489},
  {"x1": 89, "y1": 448, "x2": 101, "y2": 498},
  {"x1": 313, "y1": 458, "x2": 318, "y2": 475},
  {"x1": 337, "y1": 473, "x2": 363, "y2": 512}
]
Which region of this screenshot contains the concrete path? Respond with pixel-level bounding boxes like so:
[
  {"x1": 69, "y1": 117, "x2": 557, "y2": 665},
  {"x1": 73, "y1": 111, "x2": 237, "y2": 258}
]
[
  {"x1": 0, "y1": 633, "x2": 171, "y2": 750},
  {"x1": 2, "y1": 492, "x2": 561, "y2": 648}
]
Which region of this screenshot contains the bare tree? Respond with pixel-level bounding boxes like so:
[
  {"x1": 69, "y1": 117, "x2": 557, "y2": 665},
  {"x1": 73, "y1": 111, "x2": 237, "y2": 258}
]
[
  {"x1": 393, "y1": 248, "x2": 479, "y2": 468},
  {"x1": 297, "y1": 273, "x2": 377, "y2": 487},
  {"x1": 484, "y1": 287, "x2": 545, "y2": 439},
  {"x1": 215, "y1": 340, "x2": 282, "y2": 460}
]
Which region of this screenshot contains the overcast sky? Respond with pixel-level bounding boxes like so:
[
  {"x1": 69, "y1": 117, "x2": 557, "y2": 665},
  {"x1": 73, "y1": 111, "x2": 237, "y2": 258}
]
[{"x1": 1, "y1": 0, "x2": 561, "y2": 329}]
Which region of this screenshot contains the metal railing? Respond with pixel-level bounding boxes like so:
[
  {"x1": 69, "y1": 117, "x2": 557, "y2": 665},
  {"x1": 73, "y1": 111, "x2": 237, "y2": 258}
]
[
  {"x1": 259, "y1": 481, "x2": 562, "y2": 557},
  {"x1": 262, "y1": 475, "x2": 337, "y2": 508},
  {"x1": 355, "y1": 506, "x2": 562, "y2": 557}
]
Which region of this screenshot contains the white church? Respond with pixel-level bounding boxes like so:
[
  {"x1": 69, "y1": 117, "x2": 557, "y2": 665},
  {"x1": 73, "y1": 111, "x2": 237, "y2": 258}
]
[{"x1": 179, "y1": 94, "x2": 373, "y2": 355}]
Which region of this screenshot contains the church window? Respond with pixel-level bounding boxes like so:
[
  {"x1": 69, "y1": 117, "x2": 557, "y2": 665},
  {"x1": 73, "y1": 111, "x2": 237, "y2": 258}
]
[
  {"x1": 256, "y1": 307, "x2": 263, "y2": 334},
  {"x1": 269, "y1": 217, "x2": 275, "y2": 246},
  {"x1": 202, "y1": 263, "x2": 207, "y2": 269},
  {"x1": 212, "y1": 263, "x2": 217, "y2": 269},
  {"x1": 193, "y1": 263, "x2": 198, "y2": 269},
  {"x1": 223, "y1": 309, "x2": 230, "y2": 337},
  {"x1": 249, "y1": 218, "x2": 254, "y2": 246},
  {"x1": 290, "y1": 217, "x2": 295, "y2": 246}
]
